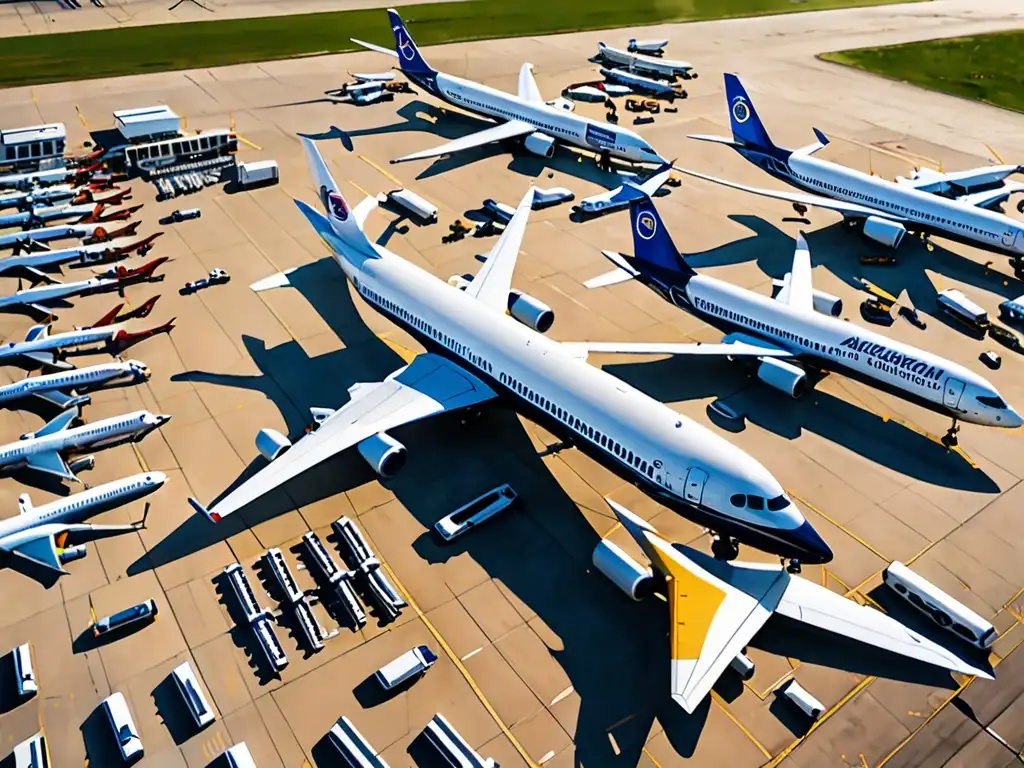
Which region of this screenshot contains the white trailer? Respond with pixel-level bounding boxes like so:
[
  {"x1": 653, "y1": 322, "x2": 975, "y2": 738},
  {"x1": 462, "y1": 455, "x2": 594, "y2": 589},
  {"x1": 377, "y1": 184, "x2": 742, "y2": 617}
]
[
  {"x1": 114, "y1": 106, "x2": 182, "y2": 142},
  {"x1": 237, "y1": 160, "x2": 279, "y2": 190}
]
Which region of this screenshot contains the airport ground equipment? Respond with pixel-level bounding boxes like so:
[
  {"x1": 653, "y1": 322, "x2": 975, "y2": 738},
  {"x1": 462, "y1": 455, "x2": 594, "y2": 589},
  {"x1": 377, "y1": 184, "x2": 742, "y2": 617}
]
[
  {"x1": 1, "y1": 123, "x2": 67, "y2": 171},
  {"x1": 7, "y1": 731, "x2": 49, "y2": 768},
  {"x1": 779, "y1": 680, "x2": 824, "y2": 720},
  {"x1": 114, "y1": 106, "x2": 182, "y2": 142},
  {"x1": 102, "y1": 691, "x2": 144, "y2": 762},
  {"x1": 300, "y1": 531, "x2": 367, "y2": 628},
  {"x1": 264, "y1": 546, "x2": 329, "y2": 651},
  {"x1": 252, "y1": 611, "x2": 289, "y2": 672},
  {"x1": 224, "y1": 562, "x2": 266, "y2": 623},
  {"x1": 531, "y1": 188, "x2": 574, "y2": 209},
  {"x1": 171, "y1": 661, "x2": 215, "y2": 729},
  {"x1": 883, "y1": 560, "x2": 997, "y2": 648},
  {"x1": 980, "y1": 351, "x2": 1002, "y2": 370},
  {"x1": 938, "y1": 288, "x2": 990, "y2": 333},
  {"x1": 381, "y1": 189, "x2": 438, "y2": 224},
  {"x1": 634, "y1": 116, "x2": 655, "y2": 126},
  {"x1": 224, "y1": 742, "x2": 257, "y2": 768},
  {"x1": 328, "y1": 716, "x2": 391, "y2": 768},
  {"x1": 180, "y1": 268, "x2": 230, "y2": 295},
  {"x1": 564, "y1": 85, "x2": 606, "y2": 103},
  {"x1": 375, "y1": 645, "x2": 438, "y2": 690},
  {"x1": 627, "y1": 38, "x2": 668, "y2": 55},
  {"x1": 333, "y1": 516, "x2": 375, "y2": 567},
  {"x1": 237, "y1": 160, "x2": 280, "y2": 190},
  {"x1": 169, "y1": 208, "x2": 201, "y2": 223},
  {"x1": 729, "y1": 652, "x2": 755, "y2": 681},
  {"x1": 591, "y1": 539, "x2": 653, "y2": 600},
  {"x1": 1000, "y1": 294, "x2": 1024, "y2": 325},
  {"x1": 596, "y1": 42, "x2": 696, "y2": 80},
  {"x1": 12, "y1": 642, "x2": 37, "y2": 698},
  {"x1": 435, "y1": 484, "x2": 518, "y2": 541},
  {"x1": 92, "y1": 599, "x2": 158, "y2": 637},
  {"x1": 482, "y1": 198, "x2": 515, "y2": 224},
  {"x1": 988, "y1": 324, "x2": 1020, "y2": 352},
  {"x1": 423, "y1": 713, "x2": 498, "y2": 768},
  {"x1": 359, "y1": 557, "x2": 407, "y2": 621}
]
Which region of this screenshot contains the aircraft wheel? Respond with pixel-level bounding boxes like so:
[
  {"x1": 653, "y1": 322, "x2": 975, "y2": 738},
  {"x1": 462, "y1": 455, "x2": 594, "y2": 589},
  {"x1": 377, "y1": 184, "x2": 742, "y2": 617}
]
[{"x1": 711, "y1": 534, "x2": 739, "y2": 561}]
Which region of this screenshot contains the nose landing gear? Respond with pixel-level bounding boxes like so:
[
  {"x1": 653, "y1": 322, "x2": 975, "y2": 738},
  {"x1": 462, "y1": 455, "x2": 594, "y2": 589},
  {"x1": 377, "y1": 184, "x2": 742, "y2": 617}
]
[
  {"x1": 785, "y1": 558, "x2": 802, "y2": 575},
  {"x1": 941, "y1": 419, "x2": 960, "y2": 449},
  {"x1": 711, "y1": 533, "x2": 740, "y2": 561}
]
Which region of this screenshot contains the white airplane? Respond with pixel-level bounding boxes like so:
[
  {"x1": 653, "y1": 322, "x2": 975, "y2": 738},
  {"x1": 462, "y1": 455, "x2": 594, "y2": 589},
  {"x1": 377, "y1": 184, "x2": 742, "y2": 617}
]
[
  {"x1": 0, "y1": 159, "x2": 103, "y2": 192},
  {"x1": 0, "y1": 232, "x2": 161, "y2": 282},
  {"x1": 596, "y1": 42, "x2": 696, "y2": 80},
  {"x1": 351, "y1": 9, "x2": 666, "y2": 166},
  {"x1": 0, "y1": 220, "x2": 142, "y2": 253},
  {"x1": 679, "y1": 74, "x2": 1024, "y2": 277},
  {"x1": 0, "y1": 472, "x2": 166, "y2": 578},
  {"x1": 0, "y1": 198, "x2": 141, "y2": 231},
  {"x1": 186, "y1": 136, "x2": 833, "y2": 570},
  {"x1": 604, "y1": 499, "x2": 990, "y2": 714},
  {"x1": 0, "y1": 313, "x2": 174, "y2": 372},
  {"x1": 0, "y1": 182, "x2": 120, "y2": 212},
  {"x1": 575, "y1": 164, "x2": 673, "y2": 217},
  {"x1": 0, "y1": 360, "x2": 150, "y2": 411},
  {"x1": 581, "y1": 193, "x2": 1023, "y2": 445},
  {"x1": 0, "y1": 409, "x2": 170, "y2": 482}
]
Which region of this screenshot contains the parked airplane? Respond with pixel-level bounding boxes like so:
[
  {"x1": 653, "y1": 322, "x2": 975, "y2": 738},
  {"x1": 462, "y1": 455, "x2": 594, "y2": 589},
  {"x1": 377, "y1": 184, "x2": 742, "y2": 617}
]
[
  {"x1": 596, "y1": 42, "x2": 696, "y2": 79},
  {"x1": 0, "y1": 199, "x2": 141, "y2": 231},
  {"x1": 0, "y1": 472, "x2": 166, "y2": 578},
  {"x1": 0, "y1": 257, "x2": 168, "y2": 321},
  {"x1": 0, "y1": 360, "x2": 150, "y2": 411},
  {"x1": 0, "y1": 161, "x2": 103, "y2": 192},
  {"x1": 0, "y1": 233, "x2": 161, "y2": 282},
  {"x1": 351, "y1": 10, "x2": 666, "y2": 166},
  {"x1": 679, "y1": 74, "x2": 1024, "y2": 277},
  {"x1": 575, "y1": 163, "x2": 673, "y2": 217},
  {"x1": 0, "y1": 182, "x2": 120, "y2": 212},
  {"x1": 581, "y1": 193, "x2": 1022, "y2": 445},
  {"x1": 187, "y1": 136, "x2": 833, "y2": 570},
  {"x1": 599, "y1": 68, "x2": 678, "y2": 99},
  {"x1": 0, "y1": 409, "x2": 170, "y2": 482},
  {"x1": 0, "y1": 312, "x2": 174, "y2": 372},
  {"x1": 0, "y1": 221, "x2": 141, "y2": 253},
  {"x1": 604, "y1": 499, "x2": 989, "y2": 714}
]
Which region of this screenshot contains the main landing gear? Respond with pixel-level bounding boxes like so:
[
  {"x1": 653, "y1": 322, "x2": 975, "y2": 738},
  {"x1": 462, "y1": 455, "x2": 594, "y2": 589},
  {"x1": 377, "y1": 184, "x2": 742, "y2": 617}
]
[
  {"x1": 711, "y1": 533, "x2": 740, "y2": 561},
  {"x1": 792, "y1": 202, "x2": 808, "y2": 217},
  {"x1": 785, "y1": 558, "x2": 802, "y2": 575},
  {"x1": 942, "y1": 419, "x2": 961, "y2": 449}
]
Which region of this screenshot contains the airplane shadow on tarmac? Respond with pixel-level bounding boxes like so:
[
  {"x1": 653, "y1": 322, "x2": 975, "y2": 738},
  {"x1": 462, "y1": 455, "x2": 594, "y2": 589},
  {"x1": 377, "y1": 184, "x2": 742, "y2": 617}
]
[{"x1": 134, "y1": 255, "x2": 988, "y2": 766}]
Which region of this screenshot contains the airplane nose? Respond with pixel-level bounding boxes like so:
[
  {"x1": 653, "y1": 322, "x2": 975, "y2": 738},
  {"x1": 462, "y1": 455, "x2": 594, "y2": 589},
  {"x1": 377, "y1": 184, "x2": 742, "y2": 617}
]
[
  {"x1": 788, "y1": 520, "x2": 833, "y2": 564},
  {"x1": 156, "y1": 414, "x2": 172, "y2": 425},
  {"x1": 1005, "y1": 407, "x2": 1024, "y2": 429},
  {"x1": 147, "y1": 471, "x2": 168, "y2": 485}
]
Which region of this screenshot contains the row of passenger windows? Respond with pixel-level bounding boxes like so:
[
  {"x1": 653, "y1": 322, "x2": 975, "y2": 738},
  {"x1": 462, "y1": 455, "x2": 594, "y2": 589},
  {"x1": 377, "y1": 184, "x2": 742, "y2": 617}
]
[
  {"x1": 695, "y1": 296, "x2": 856, "y2": 359},
  {"x1": 450, "y1": 93, "x2": 566, "y2": 139},
  {"x1": 3, "y1": 140, "x2": 64, "y2": 161},
  {"x1": 126, "y1": 133, "x2": 233, "y2": 165}
]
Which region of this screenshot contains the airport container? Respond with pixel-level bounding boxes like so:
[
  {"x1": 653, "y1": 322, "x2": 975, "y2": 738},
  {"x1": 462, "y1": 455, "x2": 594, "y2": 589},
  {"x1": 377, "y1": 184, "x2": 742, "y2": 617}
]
[
  {"x1": 171, "y1": 661, "x2": 215, "y2": 729},
  {"x1": 224, "y1": 563, "x2": 264, "y2": 623},
  {"x1": 224, "y1": 742, "x2": 257, "y2": 768},
  {"x1": 883, "y1": 560, "x2": 997, "y2": 648},
  {"x1": 333, "y1": 516, "x2": 375, "y2": 568},
  {"x1": 422, "y1": 713, "x2": 498, "y2": 768},
  {"x1": 937, "y1": 288, "x2": 989, "y2": 331},
  {"x1": 102, "y1": 692, "x2": 144, "y2": 762},
  {"x1": 435, "y1": 484, "x2": 517, "y2": 542},
  {"x1": 93, "y1": 599, "x2": 158, "y2": 637},
  {"x1": 591, "y1": 539, "x2": 653, "y2": 601},
  {"x1": 729, "y1": 652, "x2": 755, "y2": 681},
  {"x1": 266, "y1": 547, "x2": 304, "y2": 604},
  {"x1": 779, "y1": 680, "x2": 824, "y2": 720},
  {"x1": 252, "y1": 613, "x2": 289, "y2": 672},
  {"x1": 11, "y1": 731, "x2": 49, "y2": 768},
  {"x1": 564, "y1": 86, "x2": 606, "y2": 103},
  {"x1": 385, "y1": 188, "x2": 438, "y2": 224},
  {"x1": 237, "y1": 160, "x2": 279, "y2": 189},
  {"x1": 114, "y1": 106, "x2": 182, "y2": 141},
  {"x1": 328, "y1": 716, "x2": 391, "y2": 768},
  {"x1": 375, "y1": 645, "x2": 438, "y2": 690},
  {"x1": 13, "y1": 642, "x2": 37, "y2": 698}
]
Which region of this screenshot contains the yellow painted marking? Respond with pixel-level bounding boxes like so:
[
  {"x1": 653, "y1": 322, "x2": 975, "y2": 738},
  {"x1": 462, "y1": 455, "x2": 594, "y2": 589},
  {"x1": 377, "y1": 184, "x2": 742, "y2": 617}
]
[
  {"x1": 646, "y1": 536, "x2": 725, "y2": 659},
  {"x1": 131, "y1": 443, "x2": 150, "y2": 472},
  {"x1": 75, "y1": 105, "x2": 89, "y2": 130},
  {"x1": 746, "y1": 668, "x2": 795, "y2": 700},
  {"x1": 238, "y1": 135, "x2": 263, "y2": 151},
  {"x1": 877, "y1": 678, "x2": 972, "y2": 766},
  {"x1": 379, "y1": 335, "x2": 418, "y2": 364},
  {"x1": 788, "y1": 491, "x2": 888, "y2": 562},
  {"x1": 859, "y1": 753, "x2": 869, "y2": 768},
  {"x1": 358, "y1": 153, "x2": 403, "y2": 187},
  {"x1": 711, "y1": 691, "x2": 771, "y2": 758},
  {"x1": 31, "y1": 88, "x2": 37, "y2": 104},
  {"x1": 642, "y1": 747, "x2": 662, "y2": 767},
  {"x1": 348, "y1": 180, "x2": 371, "y2": 198},
  {"x1": 985, "y1": 143, "x2": 1005, "y2": 164}
]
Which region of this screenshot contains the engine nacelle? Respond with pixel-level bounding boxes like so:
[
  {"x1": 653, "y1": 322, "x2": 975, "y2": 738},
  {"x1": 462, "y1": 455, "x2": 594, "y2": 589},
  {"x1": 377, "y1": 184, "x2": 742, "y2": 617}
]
[
  {"x1": 523, "y1": 131, "x2": 556, "y2": 159},
  {"x1": 812, "y1": 289, "x2": 843, "y2": 317},
  {"x1": 310, "y1": 407, "x2": 335, "y2": 427},
  {"x1": 862, "y1": 215, "x2": 907, "y2": 248},
  {"x1": 256, "y1": 428, "x2": 292, "y2": 462},
  {"x1": 757, "y1": 357, "x2": 808, "y2": 399},
  {"x1": 59, "y1": 544, "x2": 88, "y2": 565},
  {"x1": 448, "y1": 274, "x2": 472, "y2": 291},
  {"x1": 356, "y1": 431, "x2": 407, "y2": 478},
  {"x1": 508, "y1": 290, "x2": 554, "y2": 333},
  {"x1": 592, "y1": 540, "x2": 654, "y2": 600},
  {"x1": 68, "y1": 456, "x2": 95, "y2": 474}
]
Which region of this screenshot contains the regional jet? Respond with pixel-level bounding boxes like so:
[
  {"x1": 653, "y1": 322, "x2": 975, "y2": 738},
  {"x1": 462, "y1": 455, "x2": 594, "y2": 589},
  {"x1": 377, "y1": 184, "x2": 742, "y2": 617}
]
[
  {"x1": 0, "y1": 182, "x2": 122, "y2": 212},
  {"x1": 581, "y1": 193, "x2": 1022, "y2": 446},
  {"x1": 678, "y1": 74, "x2": 1024, "y2": 277},
  {"x1": 0, "y1": 199, "x2": 142, "y2": 231},
  {"x1": 0, "y1": 233, "x2": 161, "y2": 282},
  {"x1": 188, "y1": 137, "x2": 833, "y2": 570},
  {"x1": 0, "y1": 360, "x2": 150, "y2": 411},
  {"x1": 352, "y1": 10, "x2": 666, "y2": 166},
  {"x1": 0, "y1": 409, "x2": 170, "y2": 482},
  {"x1": 0, "y1": 221, "x2": 141, "y2": 253},
  {"x1": 0, "y1": 472, "x2": 165, "y2": 578}
]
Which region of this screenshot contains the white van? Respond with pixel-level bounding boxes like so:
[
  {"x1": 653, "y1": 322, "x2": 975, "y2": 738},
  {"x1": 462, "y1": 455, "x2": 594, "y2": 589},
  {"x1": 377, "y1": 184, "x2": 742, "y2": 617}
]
[
  {"x1": 224, "y1": 742, "x2": 257, "y2": 768},
  {"x1": 171, "y1": 661, "x2": 215, "y2": 729},
  {"x1": 13, "y1": 642, "x2": 37, "y2": 698},
  {"x1": 375, "y1": 645, "x2": 438, "y2": 690},
  {"x1": 999, "y1": 295, "x2": 1024, "y2": 325},
  {"x1": 780, "y1": 680, "x2": 824, "y2": 720},
  {"x1": 937, "y1": 289, "x2": 990, "y2": 332},
  {"x1": 93, "y1": 599, "x2": 158, "y2": 637},
  {"x1": 237, "y1": 160, "x2": 279, "y2": 190},
  {"x1": 435, "y1": 485, "x2": 518, "y2": 542},
  {"x1": 102, "y1": 692, "x2": 144, "y2": 762}
]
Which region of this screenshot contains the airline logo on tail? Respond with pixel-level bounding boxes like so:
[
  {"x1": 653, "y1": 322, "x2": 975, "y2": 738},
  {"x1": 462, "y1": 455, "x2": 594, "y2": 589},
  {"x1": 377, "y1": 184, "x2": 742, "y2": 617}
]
[
  {"x1": 398, "y1": 34, "x2": 416, "y2": 62},
  {"x1": 328, "y1": 192, "x2": 349, "y2": 222},
  {"x1": 636, "y1": 211, "x2": 658, "y2": 240},
  {"x1": 731, "y1": 97, "x2": 751, "y2": 124}
]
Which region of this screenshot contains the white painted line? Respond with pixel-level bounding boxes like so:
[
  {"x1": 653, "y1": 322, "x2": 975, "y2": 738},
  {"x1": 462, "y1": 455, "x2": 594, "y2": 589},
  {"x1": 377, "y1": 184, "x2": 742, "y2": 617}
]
[
  {"x1": 461, "y1": 647, "x2": 483, "y2": 661},
  {"x1": 549, "y1": 685, "x2": 574, "y2": 707},
  {"x1": 538, "y1": 751, "x2": 556, "y2": 764}
]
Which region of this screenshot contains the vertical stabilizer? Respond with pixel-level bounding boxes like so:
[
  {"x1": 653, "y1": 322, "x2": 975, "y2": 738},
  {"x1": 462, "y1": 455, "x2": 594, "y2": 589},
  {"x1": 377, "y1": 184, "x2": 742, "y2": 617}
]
[
  {"x1": 626, "y1": 194, "x2": 695, "y2": 278},
  {"x1": 387, "y1": 8, "x2": 435, "y2": 76},
  {"x1": 724, "y1": 73, "x2": 776, "y2": 152}
]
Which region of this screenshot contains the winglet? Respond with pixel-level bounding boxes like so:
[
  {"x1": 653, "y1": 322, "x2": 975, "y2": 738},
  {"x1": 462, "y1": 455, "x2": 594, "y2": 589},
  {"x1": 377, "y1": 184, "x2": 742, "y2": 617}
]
[
  {"x1": 188, "y1": 496, "x2": 221, "y2": 523},
  {"x1": 812, "y1": 127, "x2": 829, "y2": 146}
]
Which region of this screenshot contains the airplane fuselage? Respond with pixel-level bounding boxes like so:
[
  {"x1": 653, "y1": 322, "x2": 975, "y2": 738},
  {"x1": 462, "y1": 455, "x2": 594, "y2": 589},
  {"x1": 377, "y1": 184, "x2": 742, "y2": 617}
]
[
  {"x1": 0, "y1": 222, "x2": 103, "y2": 250},
  {"x1": 0, "y1": 361, "x2": 147, "y2": 404},
  {"x1": 0, "y1": 276, "x2": 114, "y2": 310}
]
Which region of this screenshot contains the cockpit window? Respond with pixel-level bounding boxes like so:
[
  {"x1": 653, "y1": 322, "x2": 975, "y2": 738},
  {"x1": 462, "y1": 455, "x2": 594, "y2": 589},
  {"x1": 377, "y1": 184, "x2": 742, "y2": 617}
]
[
  {"x1": 976, "y1": 395, "x2": 1007, "y2": 409},
  {"x1": 766, "y1": 494, "x2": 790, "y2": 511},
  {"x1": 730, "y1": 494, "x2": 745, "y2": 508},
  {"x1": 746, "y1": 495, "x2": 764, "y2": 511},
  {"x1": 641, "y1": 147, "x2": 659, "y2": 156}
]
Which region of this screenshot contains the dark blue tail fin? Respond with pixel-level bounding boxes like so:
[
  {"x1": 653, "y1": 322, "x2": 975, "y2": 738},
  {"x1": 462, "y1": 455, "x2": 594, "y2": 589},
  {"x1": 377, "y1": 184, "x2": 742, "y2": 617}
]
[
  {"x1": 627, "y1": 193, "x2": 694, "y2": 278},
  {"x1": 387, "y1": 8, "x2": 435, "y2": 76},
  {"x1": 724, "y1": 73, "x2": 775, "y2": 151}
]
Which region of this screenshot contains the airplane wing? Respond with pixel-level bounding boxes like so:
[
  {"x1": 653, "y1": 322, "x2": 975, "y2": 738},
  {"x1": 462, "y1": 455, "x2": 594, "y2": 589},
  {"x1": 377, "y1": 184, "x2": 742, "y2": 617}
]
[
  {"x1": 560, "y1": 340, "x2": 794, "y2": 361},
  {"x1": 465, "y1": 187, "x2": 534, "y2": 310},
  {"x1": 200, "y1": 353, "x2": 497, "y2": 521},
  {"x1": 518, "y1": 64, "x2": 544, "y2": 103},
  {"x1": 775, "y1": 233, "x2": 814, "y2": 313},
  {"x1": 350, "y1": 37, "x2": 399, "y2": 58},
  {"x1": 957, "y1": 182, "x2": 1024, "y2": 211},
  {"x1": 392, "y1": 119, "x2": 537, "y2": 164},
  {"x1": 34, "y1": 388, "x2": 78, "y2": 409},
  {"x1": 639, "y1": 164, "x2": 674, "y2": 195},
  {"x1": 25, "y1": 450, "x2": 77, "y2": 481},
  {"x1": 33, "y1": 408, "x2": 77, "y2": 437},
  {"x1": 4, "y1": 534, "x2": 67, "y2": 575},
  {"x1": 675, "y1": 167, "x2": 906, "y2": 222}
]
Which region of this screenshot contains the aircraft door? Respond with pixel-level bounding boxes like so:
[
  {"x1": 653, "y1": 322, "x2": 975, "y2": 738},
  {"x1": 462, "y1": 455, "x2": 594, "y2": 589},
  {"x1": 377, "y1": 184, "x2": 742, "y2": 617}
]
[
  {"x1": 1003, "y1": 229, "x2": 1016, "y2": 248},
  {"x1": 683, "y1": 467, "x2": 709, "y2": 505},
  {"x1": 1014, "y1": 229, "x2": 1024, "y2": 252},
  {"x1": 943, "y1": 378, "x2": 966, "y2": 409}
]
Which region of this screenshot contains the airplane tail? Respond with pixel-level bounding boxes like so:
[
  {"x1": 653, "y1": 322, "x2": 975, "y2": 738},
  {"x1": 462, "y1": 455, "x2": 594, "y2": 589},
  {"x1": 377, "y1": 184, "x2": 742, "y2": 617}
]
[
  {"x1": 90, "y1": 303, "x2": 123, "y2": 328},
  {"x1": 626, "y1": 193, "x2": 695, "y2": 278},
  {"x1": 109, "y1": 318, "x2": 175, "y2": 353},
  {"x1": 724, "y1": 73, "x2": 776, "y2": 152},
  {"x1": 387, "y1": 8, "x2": 435, "y2": 76}
]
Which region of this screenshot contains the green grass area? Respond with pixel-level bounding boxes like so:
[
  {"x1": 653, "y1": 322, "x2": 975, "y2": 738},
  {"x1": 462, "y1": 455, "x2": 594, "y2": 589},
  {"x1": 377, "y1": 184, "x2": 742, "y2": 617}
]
[
  {"x1": 822, "y1": 30, "x2": 1024, "y2": 113},
  {"x1": 0, "y1": 0, "x2": 923, "y2": 88}
]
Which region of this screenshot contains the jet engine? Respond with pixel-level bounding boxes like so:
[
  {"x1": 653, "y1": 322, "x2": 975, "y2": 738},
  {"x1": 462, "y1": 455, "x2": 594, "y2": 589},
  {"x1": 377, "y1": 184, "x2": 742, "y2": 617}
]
[
  {"x1": 68, "y1": 456, "x2": 95, "y2": 474},
  {"x1": 256, "y1": 428, "x2": 291, "y2": 462},
  {"x1": 862, "y1": 216, "x2": 907, "y2": 248},
  {"x1": 811, "y1": 290, "x2": 843, "y2": 317},
  {"x1": 757, "y1": 357, "x2": 808, "y2": 398},
  {"x1": 523, "y1": 131, "x2": 556, "y2": 159},
  {"x1": 592, "y1": 540, "x2": 654, "y2": 600},
  {"x1": 310, "y1": 407, "x2": 335, "y2": 427},
  {"x1": 59, "y1": 544, "x2": 88, "y2": 565},
  {"x1": 508, "y1": 289, "x2": 554, "y2": 333},
  {"x1": 357, "y1": 431, "x2": 407, "y2": 478}
]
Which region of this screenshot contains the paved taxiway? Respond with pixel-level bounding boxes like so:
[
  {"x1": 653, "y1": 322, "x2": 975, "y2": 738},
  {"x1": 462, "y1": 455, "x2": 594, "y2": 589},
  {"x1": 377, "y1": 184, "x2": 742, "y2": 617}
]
[{"x1": 2, "y1": 1, "x2": 1024, "y2": 766}]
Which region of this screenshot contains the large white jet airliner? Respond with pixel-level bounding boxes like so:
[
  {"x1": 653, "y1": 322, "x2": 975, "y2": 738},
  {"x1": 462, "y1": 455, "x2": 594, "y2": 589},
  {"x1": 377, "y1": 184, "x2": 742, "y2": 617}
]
[
  {"x1": 678, "y1": 74, "x2": 1024, "y2": 277},
  {"x1": 187, "y1": 137, "x2": 833, "y2": 570},
  {"x1": 580, "y1": 193, "x2": 1023, "y2": 445},
  {"x1": 352, "y1": 9, "x2": 666, "y2": 166}
]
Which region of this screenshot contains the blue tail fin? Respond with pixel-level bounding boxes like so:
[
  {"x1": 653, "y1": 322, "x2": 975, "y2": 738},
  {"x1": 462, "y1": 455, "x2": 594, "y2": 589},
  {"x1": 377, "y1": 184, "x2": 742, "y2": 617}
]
[
  {"x1": 627, "y1": 193, "x2": 694, "y2": 278},
  {"x1": 387, "y1": 8, "x2": 435, "y2": 76},
  {"x1": 724, "y1": 73, "x2": 775, "y2": 151}
]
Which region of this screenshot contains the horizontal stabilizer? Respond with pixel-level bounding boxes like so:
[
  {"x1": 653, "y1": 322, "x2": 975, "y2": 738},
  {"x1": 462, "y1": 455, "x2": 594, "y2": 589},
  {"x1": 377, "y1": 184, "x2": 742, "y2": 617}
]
[
  {"x1": 584, "y1": 268, "x2": 635, "y2": 289},
  {"x1": 250, "y1": 267, "x2": 299, "y2": 292},
  {"x1": 34, "y1": 408, "x2": 77, "y2": 437},
  {"x1": 350, "y1": 37, "x2": 400, "y2": 58}
]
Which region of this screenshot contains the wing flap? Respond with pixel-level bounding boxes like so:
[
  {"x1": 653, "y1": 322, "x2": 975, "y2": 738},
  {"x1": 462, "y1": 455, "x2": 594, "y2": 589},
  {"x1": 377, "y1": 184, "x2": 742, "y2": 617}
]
[
  {"x1": 393, "y1": 120, "x2": 536, "y2": 164},
  {"x1": 465, "y1": 187, "x2": 534, "y2": 310}
]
